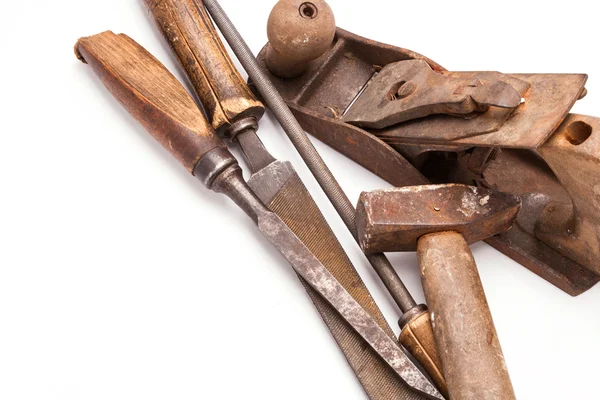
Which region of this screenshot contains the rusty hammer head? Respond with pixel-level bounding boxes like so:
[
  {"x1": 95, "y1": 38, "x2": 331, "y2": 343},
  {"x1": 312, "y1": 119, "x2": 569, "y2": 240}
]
[{"x1": 356, "y1": 184, "x2": 521, "y2": 253}]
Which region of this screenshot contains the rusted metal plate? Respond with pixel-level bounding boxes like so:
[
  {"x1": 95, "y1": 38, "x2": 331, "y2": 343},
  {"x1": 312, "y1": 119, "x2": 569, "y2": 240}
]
[
  {"x1": 292, "y1": 106, "x2": 429, "y2": 187},
  {"x1": 344, "y1": 61, "x2": 523, "y2": 129},
  {"x1": 375, "y1": 73, "x2": 587, "y2": 148},
  {"x1": 481, "y1": 148, "x2": 600, "y2": 295}
]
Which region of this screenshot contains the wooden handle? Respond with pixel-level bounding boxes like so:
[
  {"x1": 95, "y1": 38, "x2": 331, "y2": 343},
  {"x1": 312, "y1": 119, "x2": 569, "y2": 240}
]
[
  {"x1": 75, "y1": 31, "x2": 225, "y2": 174},
  {"x1": 418, "y1": 231, "x2": 516, "y2": 400},
  {"x1": 266, "y1": 0, "x2": 336, "y2": 78},
  {"x1": 399, "y1": 310, "x2": 448, "y2": 399},
  {"x1": 144, "y1": 0, "x2": 264, "y2": 131}
]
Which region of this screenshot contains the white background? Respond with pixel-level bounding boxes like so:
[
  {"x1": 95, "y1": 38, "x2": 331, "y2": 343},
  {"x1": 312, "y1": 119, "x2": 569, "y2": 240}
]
[{"x1": 1, "y1": 0, "x2": 599, "y2": 399}]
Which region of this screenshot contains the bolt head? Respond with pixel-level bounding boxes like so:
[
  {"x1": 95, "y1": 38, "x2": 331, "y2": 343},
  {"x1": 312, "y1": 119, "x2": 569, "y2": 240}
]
[{"x1": 397, "y1": 81, "x2": 417, "y2": 99}]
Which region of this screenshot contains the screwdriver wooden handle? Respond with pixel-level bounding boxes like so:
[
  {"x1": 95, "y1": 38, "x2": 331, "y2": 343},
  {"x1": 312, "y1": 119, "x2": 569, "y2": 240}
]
[
  {"x1": 418, "y1": 231, "x2": 516, "y2": 400},
  {"x1": 75, "y1": 31, "x2": 226, "y2": 174},
  {"x1": 144, "y1": 0, "x2": 264, "y2": 131}
]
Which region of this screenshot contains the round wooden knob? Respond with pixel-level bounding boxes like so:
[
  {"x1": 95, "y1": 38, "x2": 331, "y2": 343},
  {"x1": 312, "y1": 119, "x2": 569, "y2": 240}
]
[{"x1": 266, "y1": 0, "x2": 336, "y2": 78}]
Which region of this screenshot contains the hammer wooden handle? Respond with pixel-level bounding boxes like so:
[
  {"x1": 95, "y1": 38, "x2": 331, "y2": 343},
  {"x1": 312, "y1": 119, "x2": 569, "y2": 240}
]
[
  {"x1": 75, "y1": 31, "x2": 225, "y2": 174},
  {"x1": 144, "y1": 0, "x2": 264, "y2": 131},
  {"x1": 418, "y1": 231, "x2": 516, "y2": 400}
]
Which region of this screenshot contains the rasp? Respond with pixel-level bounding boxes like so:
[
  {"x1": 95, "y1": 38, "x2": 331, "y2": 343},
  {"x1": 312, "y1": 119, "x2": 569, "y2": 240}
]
[
  {"x1": 74, "y1": 31, "x2": 442, "y2": 400},
  {"x1": 200, "y1": 0, "x2": 446, "y2": 396},
  {"x1": 141, "y1": 1, "x2": 433, "y2": 398}
]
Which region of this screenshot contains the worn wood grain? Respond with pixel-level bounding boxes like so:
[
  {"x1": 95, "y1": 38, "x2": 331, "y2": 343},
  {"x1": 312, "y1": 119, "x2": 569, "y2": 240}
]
[
  {"x1": 419, "y1": 232, "x2": 516, "y2": 400},
  {"x1": 145, "y1": 0, "x2": 264, "y2": 131},
  {"x1": 75, "y1": 31, "x2": 225, "y2": 173}
]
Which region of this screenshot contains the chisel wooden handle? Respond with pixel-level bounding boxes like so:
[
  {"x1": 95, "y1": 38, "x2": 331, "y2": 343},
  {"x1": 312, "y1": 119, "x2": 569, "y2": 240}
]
[
  {"x1": 418, "y1": 231, "x2": 516, "y2": 400},
  {"x1": 75, "y1": 31, "x2": 227, "y2": 175},
  {"x1": 144, "y1": 0, "x2": 264, "y2": 131}
]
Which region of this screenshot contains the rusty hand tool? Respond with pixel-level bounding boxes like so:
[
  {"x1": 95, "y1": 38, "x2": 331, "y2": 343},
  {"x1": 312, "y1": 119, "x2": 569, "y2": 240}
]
[
  {"x1": 74, "y1": 31, "x2": 443, "y2": 400},
  {"x1": 142, "y1": 1, "x2": 425, "y2": 398},
  {"x1": 254, "y1": 26, "x2": 599, "y2": 297},
  {"x1": 357, "y1": 184, "x2": 521, "y2": 400},
  {"x1": 202, "y1": 0, "x2": 448, "y2": 395}
]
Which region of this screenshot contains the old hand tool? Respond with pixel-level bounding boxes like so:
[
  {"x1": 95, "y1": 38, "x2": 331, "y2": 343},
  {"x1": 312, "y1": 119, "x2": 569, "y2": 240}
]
[
  {"x1": 142, "y1": 0, "x2": 424, "y2": 398},
  {"x1": 202, "y1": 0, "x2": 448, "y2": 396},
  {"x1": 357, "y1": 184, "x2": 521, "y2": 400},
  {"x1": 254, "y1": 26, "x2": 599, "y2": 297},
  {"x1": 74, "y1": 31, "x2": 443, "y2": 400}
]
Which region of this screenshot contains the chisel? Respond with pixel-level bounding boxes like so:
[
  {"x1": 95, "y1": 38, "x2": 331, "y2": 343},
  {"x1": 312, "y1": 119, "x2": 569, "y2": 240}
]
[
  {"x1": 74, "y1": 31, "x2": 443, "y2": 400},
  {"x1": 141, "y1": 2, "x2": 426, "y2": 398}
]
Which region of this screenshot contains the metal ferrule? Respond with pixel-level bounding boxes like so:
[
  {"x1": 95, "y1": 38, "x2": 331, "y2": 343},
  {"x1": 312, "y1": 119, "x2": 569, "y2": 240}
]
[
  {"x1": 193, "y1": 147, "x2": 238, "y2": 188},
  {"x1": 194, "y1": 147, "x2": 269, "y2": 224},
  {"x1": 210, "y1": 164, "x2": 270, "y2": 224},
  {"x1": 398, "y1": 304, "x2": 428, "y2": 329},
  {"x1": 224, "y1": 116, "x2": 259, "y2": 140}
]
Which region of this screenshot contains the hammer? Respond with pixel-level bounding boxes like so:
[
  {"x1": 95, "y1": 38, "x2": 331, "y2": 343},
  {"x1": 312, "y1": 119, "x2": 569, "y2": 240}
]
[{"x1": 356, "y1": 184, "x2": 521, "y2": 400}]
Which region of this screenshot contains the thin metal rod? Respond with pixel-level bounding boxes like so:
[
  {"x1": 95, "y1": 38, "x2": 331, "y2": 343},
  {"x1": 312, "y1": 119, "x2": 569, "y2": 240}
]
[{"x1": 203, "y1": 0, "x2": 417, "y2": 313}]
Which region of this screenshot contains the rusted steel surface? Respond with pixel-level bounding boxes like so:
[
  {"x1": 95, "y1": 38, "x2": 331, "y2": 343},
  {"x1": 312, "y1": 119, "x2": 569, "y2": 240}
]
[
  {"x1": 344, "y1": 60, "x2": 522, "y2": 129},
  {"x1": 257, "y1": 29, "x2": 586, "y2": 149},
  {"x1": 256, "y1": 27, "x2": 600, "y2": 295},
  {"x1": 287, "y1": 106, "x2": 430, "y2": 187},
  {"x1": 356, "y1": 184, "x2": 521, "y2": 253},
  {"x1": 419, "y1": 232, "x2": 516, "y2": 400},
  {"x1": 375, "y1": 73, "x2": 587, "y2": 148},
  {"x1": 474, "y1": 148, "x2": 600, "y2": 295},
  {"x1": 537, "y1": 114, "x2": 600, "y2": 275}
]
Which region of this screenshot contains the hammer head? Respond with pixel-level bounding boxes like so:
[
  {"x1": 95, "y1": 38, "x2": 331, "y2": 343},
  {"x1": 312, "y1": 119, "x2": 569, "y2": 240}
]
[{"x1": 357, "y1": 184, "x2": 521, "y2": 253}]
